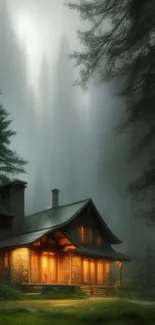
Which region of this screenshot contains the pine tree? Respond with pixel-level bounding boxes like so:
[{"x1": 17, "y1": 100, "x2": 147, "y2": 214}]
[
  {"x1": 132, "y1": 239, "x2": 155, "y2": 297},
  {"x1": 0, "y1": 99, "x2": 27, "y2": 174},
  {"x1": 67, "y1": 0, "x2": 155, "y2": 221}
]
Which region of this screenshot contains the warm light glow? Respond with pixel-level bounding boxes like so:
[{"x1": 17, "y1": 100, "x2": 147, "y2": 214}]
[
  {"x1": 90, "y1": 260, "x2": 96, "y2": 284},
  {"x1": 97, "y1": 236, "x2": 102, "y2": 245},
  {"x1": 42, "y1": 255, "x2": 48, "y2": 268},
  {"x1": 41, "y1": 252, "x2": 56, "y2": 268},
  {"x1": 79, "y1": 226, "x2": 84, "y2": 243},
  {"x1": 59, "y1": 238, "x2": 71, "y2": 245},
  {"x1": 54, "y1": 231, "x2": 64, "y2": 238},
  {"x1": 33, "y1": 240, "x2": 40, "y2": 246},
  {"x1": 12, "y1": 248, "x2": 29, "y2": 258},
  {"x1": 105, "y1": 262, "x2": 110, "y2": 273},
  {"x1": 83, "y1": 259, "x2": 89, "y2": 283},
  {"x1": 4, "y1": 252, "x2": 9, "y2": 269},
  {"x1": 63, "y1": 245, "x2": 76, "y2": 252},
  {"x1": 116, "y1": 261, "x2": 122, "y2": 268}
]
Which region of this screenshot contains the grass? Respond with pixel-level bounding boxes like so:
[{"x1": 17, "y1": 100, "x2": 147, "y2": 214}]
[
  {"x1": 1, "y1": 298, "x2": 155, "y2": 325},
  {"x1": 116, "y1": 285, "x2": 155, "y2": 301}
]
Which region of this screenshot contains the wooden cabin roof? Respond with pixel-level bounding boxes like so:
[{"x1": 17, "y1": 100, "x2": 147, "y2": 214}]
[
  {"x1": 0, "y1": 198, "x2": 122, "y2": 248},
  {"x1": 76, "y1": 246, "x2": 130, "y2": 261}
]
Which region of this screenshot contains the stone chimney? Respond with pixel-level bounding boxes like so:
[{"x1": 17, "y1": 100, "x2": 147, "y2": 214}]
[
  {"x1": 0, "y1": 177, "x2": 27, "y2": 231},
  {"x1": 51, "y1": 188, "x2": 59, "y2": 208}
]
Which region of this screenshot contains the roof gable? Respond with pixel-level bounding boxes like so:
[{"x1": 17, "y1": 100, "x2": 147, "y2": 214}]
[
  {"x1": 0, "y1": 198, "x2": 121, "y2": 248},
  {"x1": 88, "y1": 200, "x2": 122, "y2": 245}
]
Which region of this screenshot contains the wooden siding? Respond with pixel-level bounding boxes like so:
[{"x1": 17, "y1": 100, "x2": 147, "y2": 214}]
[
  {"x1": 90, "y1": 260, "x2": 96, "y2": 285},
  {"x1": 72, "y1": 256, "x2": 82, "y2": 284},
  {"x1": 40, "y1": 252, "x2": 57, "y2": 283},
  {"x1": 62, "y1": 256, "x2": 70, "y2": 284},
  {"x1": 97, "y1": 260, "x2": 104, "y2": 285},
  {"x1": 63, "y1": 205, "x2": 110, "y2": 248},
  {"x1": 30, "y1": 250, "x2": 40, "y2": 283},
  {"x1": 83, "y1": 258, "x2": 90, "y2": 284},
  {"x1": 0, "y1": 247, "x2": 118, "y2": 286}
]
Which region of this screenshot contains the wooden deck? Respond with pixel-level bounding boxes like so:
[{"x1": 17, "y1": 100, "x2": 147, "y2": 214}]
[{"x1": 17, "y1": 283, "x2": 117, "y2": 296}]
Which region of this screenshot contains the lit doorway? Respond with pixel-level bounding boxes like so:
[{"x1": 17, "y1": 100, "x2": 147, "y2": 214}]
[
  {"x1": 41, "y1": 252, "x2": 57, "y2": 283},
  {"x1": 90, "y1": 260, "x2": 96, "y2": 285},
  {"x1": 97, "y1": 261, "x2": 103, "y2": 285}
]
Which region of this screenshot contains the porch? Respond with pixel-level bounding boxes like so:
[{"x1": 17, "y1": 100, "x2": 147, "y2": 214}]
[{"x1": 0, "y1": 247, "x2": 123, "y2": 286}]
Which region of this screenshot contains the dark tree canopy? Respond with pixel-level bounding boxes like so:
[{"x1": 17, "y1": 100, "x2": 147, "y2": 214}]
[
  {"x1": 0, "y1": 99, "x2": 27, "y2": 174},
  {"x1": 67, "y1": 0, "x2": 155, "y2": 221}
]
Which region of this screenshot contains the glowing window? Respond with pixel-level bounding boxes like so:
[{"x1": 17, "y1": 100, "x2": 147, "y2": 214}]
[
  {"x1": 79, "y1": 226, "x2": 84, "y2": 243},
  {"x1": 59, "y1": 237, "x2": 71, "y2": 245},
  {"x1": 33, "y1": 240, "x2": 40, "y2": 246},
  {"x1": 42, "y1": 252, "x2": 48, "y2": 268},
  {"x1": 97, "y1": 236, "x2": 102, "y2": 245},
  {"x1": 105, "y1": 262, "x2": 110, "y2": 273},
  {"x1": 4, "y1": 252, "x2": 9, "y2": 268}
]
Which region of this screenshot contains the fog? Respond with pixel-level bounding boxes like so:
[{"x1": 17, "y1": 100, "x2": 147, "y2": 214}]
[{"x1": 0, "y1": 0, "x2": 153, "y2": 266}]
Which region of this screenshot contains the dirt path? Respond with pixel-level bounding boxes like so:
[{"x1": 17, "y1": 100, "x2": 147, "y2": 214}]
[
  {"x1": 0, "y1": 297, "x2": 154, "y2": 311},
  {"x1": 125, "y1": 299, "x2": 155, "y2": 306},
  {"x1": 0, "y1": 297, "x2": 113, "y2": 310}
]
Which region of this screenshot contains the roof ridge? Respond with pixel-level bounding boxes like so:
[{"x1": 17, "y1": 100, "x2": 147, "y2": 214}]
[{"x1": 26, "y1": 198, "x2": 90, "y2": 218}]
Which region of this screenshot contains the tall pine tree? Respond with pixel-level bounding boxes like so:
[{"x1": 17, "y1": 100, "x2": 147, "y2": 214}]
[
  {"x1": 0, "y1": 99, "x2": 27, "y2": 174},
  {"x1": 67, "y1": 0, "x2": 155, "y2": 222}
]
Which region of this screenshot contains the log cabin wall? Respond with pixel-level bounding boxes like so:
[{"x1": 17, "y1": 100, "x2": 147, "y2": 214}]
[
  {"x1": 71, "y1": 254, "x2": 111, "y2": 286},
  {"x1": 0, "y1": 248, "x2": 112, "y2": 285},
  {"x1": 57, "y1": 254, "x2": 71, "y2": 284},
  {"x1": 11, "y1": 248, "x2": 30, "y2": 283},
  {"x1": 72, "y1": 255, "x2": 82, "y2": 284}
]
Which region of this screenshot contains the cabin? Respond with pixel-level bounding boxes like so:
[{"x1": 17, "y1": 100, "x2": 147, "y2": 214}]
[{"x1": 0, "y1": 176, "x2": 129, "y2": 288}]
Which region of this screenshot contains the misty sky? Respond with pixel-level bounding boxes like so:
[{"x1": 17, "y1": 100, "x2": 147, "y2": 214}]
[{"x1": 0, "y1": 0, "x2": 151, "y2": 256}]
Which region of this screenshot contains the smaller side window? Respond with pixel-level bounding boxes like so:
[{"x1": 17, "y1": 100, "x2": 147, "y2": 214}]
[
  {"x1": 92, "y1": 229, "x2": 103, "y2": 246},
  {"x1": 97, "y1": 236, "x2": 102, "y2": 246},
  {"x1": 4, "y1": 252, "x2": 9, "y2": 268},
  {"x1": 79, "y1": 226, "x2": 84, "y2": 243}
]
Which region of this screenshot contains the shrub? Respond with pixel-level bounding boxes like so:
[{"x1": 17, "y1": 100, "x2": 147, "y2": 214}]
[{"x1": 0, "y1": 282, "x2": 22, "y2": 300}]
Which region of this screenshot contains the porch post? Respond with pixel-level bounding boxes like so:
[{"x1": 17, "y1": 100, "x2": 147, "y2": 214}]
[
  {"x1": 81, "y1": 256, "x2": 83, "y2": 285},
  {"x1": 69, "y1": 253, "x2": 73, "y2": 285},
  {"x1": 119, "y1": 262, "x2": 122, "y2": 285},
  {"x1": 57, "y1": 253, "x2": 59, "y2": 283},
  {"x1": 39, "y1": 252, "x2": 41, "y2": 283},
  {"x1": 9, "y1": 251, "x2": 13, "y2": 284},
  {"x1": 28, "y1": 249, "x2": 31, "y2": 284}
]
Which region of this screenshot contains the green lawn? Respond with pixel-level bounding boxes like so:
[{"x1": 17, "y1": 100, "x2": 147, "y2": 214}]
[{"x1": 1, "y1": 298, "x2": 155, "y2": 325}]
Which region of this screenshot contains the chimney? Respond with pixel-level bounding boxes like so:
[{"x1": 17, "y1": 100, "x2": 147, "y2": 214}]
[
  {"x1": 51, "y1": 188, "x2": 59, "y2": 208},
  {"x1": 0, "y1": 178, "x2": 27, "y2": 231}
]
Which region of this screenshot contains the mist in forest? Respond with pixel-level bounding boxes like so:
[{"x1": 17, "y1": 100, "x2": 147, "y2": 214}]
[{"x1": 0, "y1": 0, "x2": 152, "y2": 262}]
